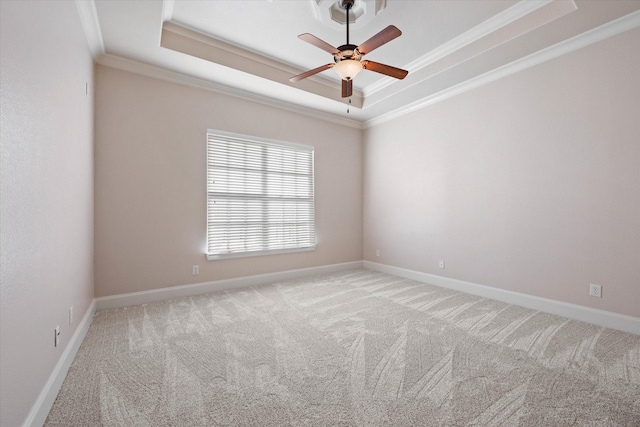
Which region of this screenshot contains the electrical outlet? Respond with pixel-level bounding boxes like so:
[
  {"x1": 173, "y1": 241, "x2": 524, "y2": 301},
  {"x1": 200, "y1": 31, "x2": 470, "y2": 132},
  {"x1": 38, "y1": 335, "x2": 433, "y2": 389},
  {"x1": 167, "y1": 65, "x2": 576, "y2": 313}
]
[
  {"x1": 69, "y1": 306, "x2": 73, "y2": 325},
  {"x1": 589, "y1": 283, "x2": 602, "y2": 298},
  {"x1": 439, "y1": 260, "x2": 445, "y2": 269},
  {"x1": 54, "y1": 326, "x2": 60, "y2": 347},
  {"x1": 375, "y1": 250, "x2": 380, "y2": 257},
  {"x1": 192, "y1": 265, "x2": 199, "y2": 275}
]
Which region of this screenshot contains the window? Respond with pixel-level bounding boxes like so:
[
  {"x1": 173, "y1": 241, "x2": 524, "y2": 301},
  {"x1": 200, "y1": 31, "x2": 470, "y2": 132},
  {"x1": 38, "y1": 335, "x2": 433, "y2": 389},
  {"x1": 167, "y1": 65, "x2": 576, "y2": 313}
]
[{"x1": 206, "y1": 130, "x2": 315, "y2": 259}]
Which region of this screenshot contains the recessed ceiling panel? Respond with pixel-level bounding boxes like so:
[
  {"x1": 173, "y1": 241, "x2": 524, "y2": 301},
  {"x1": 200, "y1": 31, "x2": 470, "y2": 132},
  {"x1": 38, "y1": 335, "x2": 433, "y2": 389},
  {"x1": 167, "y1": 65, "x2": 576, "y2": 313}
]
[
  {"x1": 90, "y1": 0, "x2": 640, "y2": 125},
  {"x1": 169, "y1": 0, "x2": 518, "y2": 90}
]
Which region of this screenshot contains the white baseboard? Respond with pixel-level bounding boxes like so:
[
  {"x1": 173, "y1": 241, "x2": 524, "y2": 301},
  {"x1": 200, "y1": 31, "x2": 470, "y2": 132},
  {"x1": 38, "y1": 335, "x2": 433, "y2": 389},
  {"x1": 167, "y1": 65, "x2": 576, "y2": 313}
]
[
  {"x1": 23, "y1": 300, "x2": 96, "y2": 427},
  {"x1": 95, "y1": 261, "x2": 364, "y2": 311},
  {"x1": 25, "y1": 259, "x2": 636, "y2": 427},
  {"x1": 364, "y1": 261, "x2": 639, "y2": 336},
  {"x1": 24, "y1": 261, "x2": 362, "y2": 426}
]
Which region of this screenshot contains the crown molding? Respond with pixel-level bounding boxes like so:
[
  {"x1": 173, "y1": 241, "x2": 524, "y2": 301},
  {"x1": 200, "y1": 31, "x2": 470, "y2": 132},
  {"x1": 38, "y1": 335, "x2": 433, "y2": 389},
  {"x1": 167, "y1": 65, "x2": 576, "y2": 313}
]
[
  {"x1": 363, "y1": 0, "x2": 558, "y2": 97},
  {"x1": 364, "y1": 9, "x2": 640, "y2": 129},
  {"x1": 75, "y1": 0, "x2": 104, "y2": 59},
  {"x1": 76, "y1": 0, "x2": 638, "y2": 128},
  {"x1": 97, "y1": 54, "x2": 364, "y2": 129},
  {"x1": 161, "y1": 21, "x2": 364, "y2": 108},
  {"x1": 362, "y1": 0, "x2": 577, "y2": 111}
]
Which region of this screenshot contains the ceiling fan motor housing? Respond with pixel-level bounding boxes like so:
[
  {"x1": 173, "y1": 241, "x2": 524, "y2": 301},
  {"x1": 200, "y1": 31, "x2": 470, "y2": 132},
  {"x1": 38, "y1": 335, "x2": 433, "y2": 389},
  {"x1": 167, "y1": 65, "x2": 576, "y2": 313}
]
[{"x1": 334, "y1": 44, "x2": 362, "y2": 63}]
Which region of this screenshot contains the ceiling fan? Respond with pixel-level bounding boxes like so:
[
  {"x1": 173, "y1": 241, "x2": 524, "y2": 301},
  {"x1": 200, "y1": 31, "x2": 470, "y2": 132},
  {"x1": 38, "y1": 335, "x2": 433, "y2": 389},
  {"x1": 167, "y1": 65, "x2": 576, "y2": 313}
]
[{"x1": 289, "y1": 0, "x2": 408, "y2": 98}]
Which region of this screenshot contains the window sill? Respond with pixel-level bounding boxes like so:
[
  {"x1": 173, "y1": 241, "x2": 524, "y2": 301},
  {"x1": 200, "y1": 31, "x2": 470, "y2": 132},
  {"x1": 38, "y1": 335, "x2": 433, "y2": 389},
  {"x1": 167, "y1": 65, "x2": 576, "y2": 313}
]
[{"x1": 206, "y1": 245, "x2": 316, "y2": 261}]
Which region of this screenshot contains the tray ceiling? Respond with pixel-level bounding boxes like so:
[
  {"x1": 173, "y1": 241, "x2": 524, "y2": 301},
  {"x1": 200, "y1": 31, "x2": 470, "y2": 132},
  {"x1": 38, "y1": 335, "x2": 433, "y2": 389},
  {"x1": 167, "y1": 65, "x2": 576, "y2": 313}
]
[{"x1": 80, "y1": 0, "x2": 640, "y2": 127}]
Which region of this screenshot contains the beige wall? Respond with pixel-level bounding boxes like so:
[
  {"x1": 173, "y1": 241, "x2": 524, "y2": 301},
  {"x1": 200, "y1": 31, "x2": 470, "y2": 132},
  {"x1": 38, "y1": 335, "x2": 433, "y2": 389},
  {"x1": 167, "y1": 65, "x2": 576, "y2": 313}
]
[
  {"x1": 364, "y1": 28, "x2": 640, "y2": 318},
  {"x1": 94, "y1": 66, "x2": 363, "y2": 297},
  {"x1": 0, "y1": 1, "x2": 95, "y2": 426}
]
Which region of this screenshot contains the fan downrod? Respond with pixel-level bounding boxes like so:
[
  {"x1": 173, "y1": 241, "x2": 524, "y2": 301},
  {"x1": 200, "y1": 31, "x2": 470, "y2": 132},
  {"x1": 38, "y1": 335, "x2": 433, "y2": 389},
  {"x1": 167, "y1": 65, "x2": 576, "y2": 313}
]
[
  {"x1": 342, "y1": 0, "x2": 354, "y2": 45},
  {"x1": 335, "y1": 0, "x2": 359, "y2": 66}
]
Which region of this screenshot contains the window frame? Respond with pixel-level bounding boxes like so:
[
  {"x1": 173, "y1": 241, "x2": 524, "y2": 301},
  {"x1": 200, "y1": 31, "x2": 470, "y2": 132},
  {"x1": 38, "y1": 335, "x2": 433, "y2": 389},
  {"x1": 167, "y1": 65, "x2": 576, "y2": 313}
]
[{"x1": 205, "y1": 129, "x2": 316, "y2": 260}]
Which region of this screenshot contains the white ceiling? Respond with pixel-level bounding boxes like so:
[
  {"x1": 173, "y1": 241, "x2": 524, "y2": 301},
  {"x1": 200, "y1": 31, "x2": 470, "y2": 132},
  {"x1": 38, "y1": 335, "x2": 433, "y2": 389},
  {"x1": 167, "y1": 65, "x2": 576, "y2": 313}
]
[{"x1": 81, "y1": 0, "x2": 640, "y2": 127}]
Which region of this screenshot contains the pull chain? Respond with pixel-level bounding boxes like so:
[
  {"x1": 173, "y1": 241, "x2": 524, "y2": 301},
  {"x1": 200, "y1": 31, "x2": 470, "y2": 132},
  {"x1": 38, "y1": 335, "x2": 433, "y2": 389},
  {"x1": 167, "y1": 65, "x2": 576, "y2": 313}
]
[{"x1": 347, "y1": 97, "x2": 351, "y2": 114}]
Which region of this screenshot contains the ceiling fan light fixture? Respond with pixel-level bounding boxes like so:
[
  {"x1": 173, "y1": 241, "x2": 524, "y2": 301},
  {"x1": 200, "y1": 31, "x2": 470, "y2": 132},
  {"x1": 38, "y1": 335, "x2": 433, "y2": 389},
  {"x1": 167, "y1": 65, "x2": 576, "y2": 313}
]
[
  {"x1": 333, "y1": 59, "x2": 363, "y2": 80},
  {"x1": 290, "y1": 0, "x2": 407, "y2": 97}
]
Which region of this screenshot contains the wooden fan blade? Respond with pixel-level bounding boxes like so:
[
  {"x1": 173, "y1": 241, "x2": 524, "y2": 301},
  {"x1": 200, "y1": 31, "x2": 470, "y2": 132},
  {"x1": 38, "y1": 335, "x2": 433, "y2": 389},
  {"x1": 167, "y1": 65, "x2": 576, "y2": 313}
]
[
  {"x1": 357, "y1": 25, "x2": 402, "y2": 55},
  {"x1": 341, "y1": 79, "x2": 353, "y2": 98},
  {"x1": 289, "y1": 63, "x2": 333, "y2": 82},
  {"x1": 298, "y1": 33, "x2": 340, "y2": 55},
  {"x1": 362, "y1": 60, "x2": 408, "y2": 79}
]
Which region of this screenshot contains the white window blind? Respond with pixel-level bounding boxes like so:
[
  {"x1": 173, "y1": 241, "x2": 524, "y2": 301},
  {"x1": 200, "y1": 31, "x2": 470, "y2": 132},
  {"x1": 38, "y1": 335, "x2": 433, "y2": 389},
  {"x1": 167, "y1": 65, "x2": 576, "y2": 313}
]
[{"x1": 206, "y1": 130, "x2": 315, "y2": 259}]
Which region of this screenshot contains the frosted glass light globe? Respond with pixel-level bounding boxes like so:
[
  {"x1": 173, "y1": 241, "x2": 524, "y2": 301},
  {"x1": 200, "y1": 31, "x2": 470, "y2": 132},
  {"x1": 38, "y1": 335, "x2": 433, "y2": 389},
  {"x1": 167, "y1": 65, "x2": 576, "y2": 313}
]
[{"x1": 333, "y1": 59, "x2": 363, "y2": 80}]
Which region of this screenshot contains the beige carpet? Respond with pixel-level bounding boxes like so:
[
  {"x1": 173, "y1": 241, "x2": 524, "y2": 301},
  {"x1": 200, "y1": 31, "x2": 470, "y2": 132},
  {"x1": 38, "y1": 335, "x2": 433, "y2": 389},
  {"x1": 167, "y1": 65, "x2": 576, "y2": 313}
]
[{"x1": 46, "y1": 269, "x2": 640, "y2": 426}]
